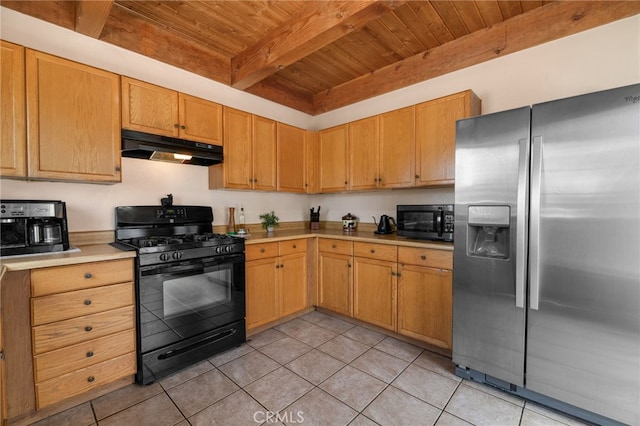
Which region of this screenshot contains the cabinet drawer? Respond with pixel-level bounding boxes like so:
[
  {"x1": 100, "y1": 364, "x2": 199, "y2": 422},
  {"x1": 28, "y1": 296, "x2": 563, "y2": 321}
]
[
  {"x1": 34, "y1": 329, "x2": 135, "y2": 382},
  {"x1": 31, "y1": 259, "x2": 134, "y2": 296},
  {"x1": 32, "y1": 282, "x2": 134, "y2": 326},
  {"x1": 35, "y1": 351, "x2": 136, "y2": 409},
  {"x1": 318, "y1": 238, "x2": 353, "y2": 256},
  {"x1": 398, "y1": 247, "x2": 453, "y2": 270},
  {"x1": 279, "y1": 238, "x2": 307, "y2": 256},
  {"x1": 353, "y1": 242, "x2": 397, "y2": 262},
  {"x1": 32, "y1": 306, "x2": 135, "y2": 354},
  {"x1": 246, "y1": 242, "x2": 278, "y2": 260}
]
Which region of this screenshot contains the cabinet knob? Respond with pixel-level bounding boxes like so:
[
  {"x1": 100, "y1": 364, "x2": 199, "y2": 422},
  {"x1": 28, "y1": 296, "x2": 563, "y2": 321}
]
[
  {"x1": 260, "y1": 248, "x2": 265, "y2": 253},
  {"x1": 415, "y1": 175, "x2": 420, "y2": 179},
  {"x1": 420, "y1": 255, "x2": 427, "y2": 260},
  {"x1": 344, "y1": 181, "x2": 348, "y2": 185},
  {"x1": 87, "y1": 376, "x2": 95, "y2": 383},
  {"x1": 84, "y1": 299, "x2": 92, "y2": 306},
  {"x1": 85, "y1": 326, "x2": 93, "y2": 332},
  {"x1": 115, "y1": 166, "x2": 121, "y2": 172},
  {"x1": 86, "y1": 351, "x2": 94, "y2": 358},
  {"x1": 348, "y1": 263, "x2": 352, "y2": 268},
  {"x1": 280, "y1": 264, "x2": 284, "y2": 268},
  {"x1": 181, "y1": 125, "x2": 186, "y2": 130},
  {"x1": 370, "y1": 249, "x2": 375, "y2": 253},
  {"x1": 174, "y1": 123, "x2": 179, "y2": 128},
  {"x1": 84, "y1": 273, "x2": 92, "y2": 279},
  {"x1": 276, "y1": 265, "x2": 280, "y2": 269},
  {"x1": 292, "y1": 244, "x2": 297, "y2": 249},
  {"x1": 332, "y1": 244, "x2": 337, "y2": 248}
]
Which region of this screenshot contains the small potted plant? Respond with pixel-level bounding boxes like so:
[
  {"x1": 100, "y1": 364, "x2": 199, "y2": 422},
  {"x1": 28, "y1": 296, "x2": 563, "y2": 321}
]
[{"x1": 259, "y1": 211, "x2": 279, "y2": 232}]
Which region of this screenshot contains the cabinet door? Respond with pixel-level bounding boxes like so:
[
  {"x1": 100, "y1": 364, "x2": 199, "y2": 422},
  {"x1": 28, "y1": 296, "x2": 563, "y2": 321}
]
[
  {"x1": 26, "y1": 50, "x2": 121, "y2": 182},
  {"x1": 416, "y1": 91, "x2": 480, "y2": 186},
  {"x1": 353, "y1": 257, "x2": 396, "y2": 331},
  {"x1": 349, "y1": 116, "x2": 379, "y2": 190},
  {"x1": 223, "y1": 107, "x2": 253, "y2": 189},
  {"x1": 398, "y1": 264, "x2": 452, "y2": 349},
  {"x1": 318, "y1": 252, "x2": 352, "y2": 317},
  {"x1": 279, "y1": 252, "x2": 308, "y2": 317},
  {"x1": 1, "y1": 41, "x2": 26, "y2": 178},
  {"x1": 318, "y1": 124, "x2": 348, "y2": 192},
  {"x1": 179, "y1": 93, "x2": 222, "y2": 144},
  {"x1": 245, "y1": 258, "x2": 279, "y2": 330},
  {"x1": 379, "y1": 106, "x2": 415, "y2": 188},
  {"x1": 252, "y1": 115, "x2": 277, "y2": 191},
  {"x1": 277, "y1": 123, "x2": 307, "y2": 193},
  {"x1": 121, "y1": 76, "x2": 178, "y2": 137}
]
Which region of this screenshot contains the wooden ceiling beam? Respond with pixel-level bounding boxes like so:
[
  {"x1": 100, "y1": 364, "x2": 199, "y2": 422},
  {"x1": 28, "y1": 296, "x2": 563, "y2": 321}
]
[
  {"x1": 313, "y1": 1, "x2": 640, "y2": 114},
  {"x1": 99, "y1": 4, "x2": 231, "y2": 85},
  {"x1": 231, "y1": 0, "x2": 404, "y2": 90},
  {"x1": 74, "y1": 0, "x2": 113, "y2": 38}
]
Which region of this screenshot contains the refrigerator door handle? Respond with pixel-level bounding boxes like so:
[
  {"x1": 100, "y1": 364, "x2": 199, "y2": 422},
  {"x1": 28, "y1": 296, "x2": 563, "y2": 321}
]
[
  {"x1": 529, "y1": 136, "x2": 543, "y2": 311},
  {"x1": 515, "y1": 138, "x2": 530, "y2": 309}
]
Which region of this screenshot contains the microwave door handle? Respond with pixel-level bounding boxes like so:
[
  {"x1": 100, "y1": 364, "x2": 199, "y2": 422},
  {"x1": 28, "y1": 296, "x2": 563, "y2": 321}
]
[{"x1": 436, "y1": 212, "x2": 443, "y2": 237}]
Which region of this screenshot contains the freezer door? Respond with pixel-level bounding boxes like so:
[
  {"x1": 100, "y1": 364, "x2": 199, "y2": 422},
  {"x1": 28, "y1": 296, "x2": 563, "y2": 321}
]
[
  {"x1": 453, "y1": 106, "x2": 531, "y2": 386},
  {"x1": 528, "y1": 84, "x2": 640, "y2": 425}
]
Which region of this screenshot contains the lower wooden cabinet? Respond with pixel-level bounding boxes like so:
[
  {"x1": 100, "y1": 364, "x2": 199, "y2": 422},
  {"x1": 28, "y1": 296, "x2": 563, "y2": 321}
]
[
  {"x1": 317, "y1": 239, "x2": 353, "y2": 316},
  {"x1": 397, "y1": 247, "x2": 453, "y2": 349},
  {"x1": 353, "y1": 242, "x2": 398, "y2": 332},
  {"x1": 29, "y1": 259, "x2": 136, "y2": 408},
  {"x1": 317, "y1": 238, "x2": 453, "y2": 348},
  {"x1": 246, "y1": 239, "x2": 309, "y2": 330}
]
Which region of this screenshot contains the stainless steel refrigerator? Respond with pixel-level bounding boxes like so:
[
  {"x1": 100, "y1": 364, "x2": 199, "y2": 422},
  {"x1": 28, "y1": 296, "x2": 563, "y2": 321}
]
[{"x1": 453, "y1": 84, "x2": 639, "y2": 425}]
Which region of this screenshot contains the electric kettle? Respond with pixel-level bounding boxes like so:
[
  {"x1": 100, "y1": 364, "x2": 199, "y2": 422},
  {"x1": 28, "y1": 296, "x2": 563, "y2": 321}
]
[{"x1": 373, "y1": 215, "x2": 395, "y2": 235}]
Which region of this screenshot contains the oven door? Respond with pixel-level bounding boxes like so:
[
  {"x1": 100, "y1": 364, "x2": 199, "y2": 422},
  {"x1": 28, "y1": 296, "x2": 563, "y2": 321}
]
[{"x1": 138, "y1": 253, "x2": 245, "y2": 355}]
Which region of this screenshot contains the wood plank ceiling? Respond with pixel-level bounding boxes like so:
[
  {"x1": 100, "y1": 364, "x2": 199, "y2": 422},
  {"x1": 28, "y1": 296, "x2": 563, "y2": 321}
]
[{"x1": 4, "y1": 1, "x2": 639, "y2": 115}]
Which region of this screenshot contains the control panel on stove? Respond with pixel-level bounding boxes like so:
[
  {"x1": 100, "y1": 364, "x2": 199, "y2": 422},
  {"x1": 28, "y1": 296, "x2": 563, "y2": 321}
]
[{"x1": 155, "y1": 208, "x2": 187, "y2": 220}]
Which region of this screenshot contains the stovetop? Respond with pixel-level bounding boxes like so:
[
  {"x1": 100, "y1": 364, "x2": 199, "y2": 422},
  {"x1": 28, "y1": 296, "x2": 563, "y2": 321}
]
[{"x1": 119, "y1": 232, "x2": 236, "y2": 252}]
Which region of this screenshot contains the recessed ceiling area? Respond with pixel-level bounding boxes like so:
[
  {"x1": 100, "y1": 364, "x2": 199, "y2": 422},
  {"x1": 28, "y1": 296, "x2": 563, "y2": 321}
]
[{"x1": 3, "y1": 1, "x2": 639, "y2": 114}]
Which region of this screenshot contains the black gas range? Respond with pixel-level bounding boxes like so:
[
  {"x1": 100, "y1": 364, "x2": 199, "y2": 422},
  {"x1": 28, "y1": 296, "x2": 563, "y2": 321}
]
[{"x1": 113, "y1": 201, "x2": 246, "y2": 384}]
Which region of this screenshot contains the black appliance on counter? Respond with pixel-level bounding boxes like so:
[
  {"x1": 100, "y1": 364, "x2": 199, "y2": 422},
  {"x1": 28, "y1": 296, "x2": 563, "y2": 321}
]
[
  {"x1": 113, "y1": 201, "x2": 245, "y2": 384},
  {"x1": 396, "y1": 204, "x2": 454, "y2": 242},
  {"x1": 0, "y1": 200, "x2": 69, "y2": 257}
]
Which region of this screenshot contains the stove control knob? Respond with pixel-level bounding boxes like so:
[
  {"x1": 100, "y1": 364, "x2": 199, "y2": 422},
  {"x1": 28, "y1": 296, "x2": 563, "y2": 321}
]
[
  {"x1": 215, "y1": 246, "x2": 222, "y2": 254},
  {"x1": 225, "y1": 245, "x2": 233, "y2": 253},
  {"x1": 160, "y1": 253, "x2": 170, "y2": 262},
  {"x1": 173, "y1": 251, "x2": 183, "y2": 260}
]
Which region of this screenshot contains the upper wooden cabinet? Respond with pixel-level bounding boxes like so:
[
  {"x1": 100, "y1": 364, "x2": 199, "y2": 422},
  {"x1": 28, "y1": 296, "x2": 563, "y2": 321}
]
[
  {"x1": 416, "y1": 90, "x2": 481, "y2": 186},
  {"x1": 121, "y1": 76, "x2": 222, "y2": 145},
  {"x1": 318, "y1": 124, "x2": 348, "y2": 193},
  {"x1": 208, "y1": 107, "x2": 276, "y2": 191},
  {"x1": 26, "y1": 50, "x2": 121, "y2": 183},
  {"x1": 277, "y1": 122, "x2": 308, "y2": 193},
  {"x1": 379, "y1": 106, "x2": 416, "y2": 189},
  {"x1": 349, "y1": 116, "x2": 379, "y2": 191},
  {"x1": 1, "y1": 41, "x2": 26, "y2": 178}
]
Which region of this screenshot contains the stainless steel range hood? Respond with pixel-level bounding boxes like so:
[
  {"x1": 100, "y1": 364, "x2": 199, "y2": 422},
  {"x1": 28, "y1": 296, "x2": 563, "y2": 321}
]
[{"x1": 121, "y1": 129, "x2": 223, "y2": 166}]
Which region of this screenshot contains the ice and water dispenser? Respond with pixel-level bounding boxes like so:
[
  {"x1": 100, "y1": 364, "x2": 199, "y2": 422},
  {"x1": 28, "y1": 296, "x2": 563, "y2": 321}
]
[{"x1": 467, "y1": 205, "x2": 510, "y2": 259}]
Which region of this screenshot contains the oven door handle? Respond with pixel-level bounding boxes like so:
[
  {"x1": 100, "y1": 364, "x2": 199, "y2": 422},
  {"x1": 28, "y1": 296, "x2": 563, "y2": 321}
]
[{"x1": 141, "y1": 262, "x2": 204, "y2": 276}]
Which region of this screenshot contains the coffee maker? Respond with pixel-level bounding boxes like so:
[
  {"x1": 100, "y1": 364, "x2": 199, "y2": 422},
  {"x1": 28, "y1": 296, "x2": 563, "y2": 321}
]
[{"x1": 1, "y1": 200, "x2": 70, "y2": 256}]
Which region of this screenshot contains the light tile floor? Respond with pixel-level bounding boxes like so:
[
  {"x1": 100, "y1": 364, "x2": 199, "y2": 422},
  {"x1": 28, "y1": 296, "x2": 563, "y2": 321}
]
[{"x1": 33, "y1": 311, "x2": 590, "y2": 426}]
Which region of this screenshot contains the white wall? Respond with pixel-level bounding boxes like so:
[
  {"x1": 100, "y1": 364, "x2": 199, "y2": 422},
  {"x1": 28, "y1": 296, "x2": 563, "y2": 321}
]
[{"x1": 1, "y1": 8, "x2": 638, "y2": 232}]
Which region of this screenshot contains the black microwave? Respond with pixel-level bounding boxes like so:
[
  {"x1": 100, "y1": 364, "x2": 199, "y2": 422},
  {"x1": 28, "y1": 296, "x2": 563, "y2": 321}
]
[{"x1": 396, "y1": 205, "x2": 454, "y2": 242}]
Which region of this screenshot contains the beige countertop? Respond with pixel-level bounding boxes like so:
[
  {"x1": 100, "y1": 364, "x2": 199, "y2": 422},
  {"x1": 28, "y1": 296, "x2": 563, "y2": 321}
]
[
  {"x1": 0, "y1": 244, "x2": 136, "y2": 271},
  {"x1": 0, "y1": 228, "x2": 451, "y2": 272},
  {"x1": 241, "y1": 228, "x2": 454, "y2": 251}
]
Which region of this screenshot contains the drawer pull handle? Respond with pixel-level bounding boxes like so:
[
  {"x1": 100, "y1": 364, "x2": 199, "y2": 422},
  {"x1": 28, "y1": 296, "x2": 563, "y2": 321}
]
[
  {"x1": 85, "y1": 326, "x2": 93, "y2": 332},
  {"x1": 86, "y1": 351, "x2": 94, "y2": 358},
  {"x1": 420, "y1": 255, "x2": 427, "y2": 260},
  {"x1": 84, "y1": 273, "x2": 92, "y2": 279},
  {"x1": 87, "y1": 376, "x2": 95, "y2": 383},
  {"x1": 84, "y1": 299, "x2": 92, "y2": 306}
]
